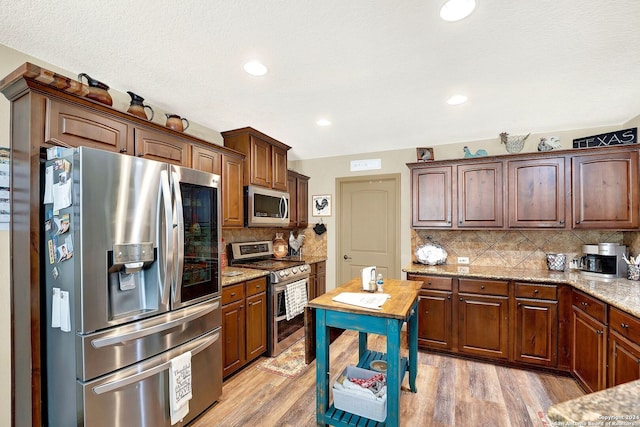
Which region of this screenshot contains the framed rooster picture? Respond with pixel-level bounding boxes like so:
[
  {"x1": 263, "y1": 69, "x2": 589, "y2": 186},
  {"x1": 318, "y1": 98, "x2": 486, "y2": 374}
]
[{"x1": 312, "y1": 194, "x2": 332, "y2": 217}]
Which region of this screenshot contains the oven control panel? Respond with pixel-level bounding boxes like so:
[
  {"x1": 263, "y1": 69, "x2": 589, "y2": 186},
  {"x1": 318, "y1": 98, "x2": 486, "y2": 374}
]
[{"x1": 270, "y1": 264, "x2": 311, "y2": 284}]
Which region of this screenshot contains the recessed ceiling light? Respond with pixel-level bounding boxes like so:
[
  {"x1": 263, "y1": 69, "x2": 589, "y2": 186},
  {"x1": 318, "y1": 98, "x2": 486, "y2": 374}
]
[
  {"x1": 440, "y1": 0, "x2": 476, "y2": 22},
  {"x1": 316, "y1": 119, "x2": 331, "y2": 127},
  {"x1": 447, "y1": 94, "x2": 468, "y2": 105},
  {"x1": 243, "y1": 61, "x2": 268, "y2": 76}
]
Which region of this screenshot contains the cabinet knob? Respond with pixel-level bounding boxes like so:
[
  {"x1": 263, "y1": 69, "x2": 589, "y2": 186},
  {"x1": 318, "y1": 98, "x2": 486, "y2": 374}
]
[
  {"x1": 480, "y1": 285, "x2": 485, "y2": 289},
  {"x1": 137, "y1": 153, "x2": 144, "y2": 157},
  {"x1": 517, "y1": 302, "x2": 522, "y2": 307},
  {"x1": 596, "y1": 330, "x2": 603, "y2": 335},
  {"x1": 534, "y1": 289, "x2": 539, "y2": 294},
  {"x1": 231, "y1": 292, "x2": 236, "y2": 297},
  {"x1": 459, "y1": 297, "x2": 463, "y2": 301},
  {"x1": 447, "y1": 295, "x2": 451, "y2": 300},
  {"x1": 621, "y1": 323, "x2": 629, "y2": 329},
  {"x1": 559, "y1": 220, "x2": 565, "y2": 225},
  {"x1": 119, "y1": 148, "x2": 127, "y2": 153},
  {"x1": 575, "y1": 220, "x2": 581, "y2": 224},
  {"x1": 582, "y1": 301, "x2": 587, "y2": 307},
  {"x1": 427, "y1": 282, "x2": 432, "y2": 286}
]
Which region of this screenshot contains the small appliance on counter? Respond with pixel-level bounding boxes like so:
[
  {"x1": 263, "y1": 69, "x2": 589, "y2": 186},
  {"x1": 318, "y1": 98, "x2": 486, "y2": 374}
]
[
  {"x1": 577, "y1": 243, "x2": 628, "y2": 279},
  {"x1": 361, "y1": 266, "x2": 377, "y2": 292}
]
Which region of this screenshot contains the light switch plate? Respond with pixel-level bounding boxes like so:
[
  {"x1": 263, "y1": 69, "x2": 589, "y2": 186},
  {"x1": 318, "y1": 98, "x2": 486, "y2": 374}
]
[{"x1": 457, "y1": 256, "x2": 470, "y2": 264}]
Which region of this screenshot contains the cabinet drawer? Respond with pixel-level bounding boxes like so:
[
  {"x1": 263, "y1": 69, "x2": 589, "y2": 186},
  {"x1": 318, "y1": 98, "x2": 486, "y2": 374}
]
[
  {"x1": 459, "y1": 278, "x2": 508, "y2": 296},
  {"x1": 572, "y1": 290, "x2": 606, "y2": 323},
  {"x1": 410, "y1": 275, "x2": 452, "y2": 291},
  {"x1": 315, "y1": 261, "x2": 326, "y2": 275},
  {"x1": 610, "y1": 307, "x2": 640, "y2": 344},
  {"x1": 246, "y1": 277, "x2": 267, "y2": 297},
  {"x1": 222, "y1": 283, "x2": 245, "y2": 305},
  {"x1": 515, "y1": 282, "x2": 557, "y2": 300}
]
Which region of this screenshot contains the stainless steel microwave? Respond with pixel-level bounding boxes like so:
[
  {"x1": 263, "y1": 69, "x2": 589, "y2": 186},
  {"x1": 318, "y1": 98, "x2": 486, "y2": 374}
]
[{"x1": 245, "y1": 185, "x2": 290, "y2": 227}]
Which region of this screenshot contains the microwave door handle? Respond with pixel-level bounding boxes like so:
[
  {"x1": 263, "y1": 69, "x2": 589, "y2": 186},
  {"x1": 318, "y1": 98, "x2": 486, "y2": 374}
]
[
  {"x1": 159, "y1": 170, "x2": 173, "y2": 306},
  {"x1": 171, "y1": 170, "x2": 185, "y2": 303},
  {"x1": 281, "y1": 195, "x2": 288, "y2": 221},
  {"x1": 92, "y1": 330, "x2": 220, "y2": 395}
]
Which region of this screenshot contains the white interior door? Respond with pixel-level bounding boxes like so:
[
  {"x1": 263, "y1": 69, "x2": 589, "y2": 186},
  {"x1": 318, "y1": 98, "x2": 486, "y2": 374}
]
[{"x1": 337, "y1": 174, "x2": 400, "y2": 285}]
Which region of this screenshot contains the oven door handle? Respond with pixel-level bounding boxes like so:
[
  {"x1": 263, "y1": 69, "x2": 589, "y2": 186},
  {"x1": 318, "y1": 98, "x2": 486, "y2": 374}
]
[{"x1": 274, "y1": 278, "x2": 309, "y2": 293}]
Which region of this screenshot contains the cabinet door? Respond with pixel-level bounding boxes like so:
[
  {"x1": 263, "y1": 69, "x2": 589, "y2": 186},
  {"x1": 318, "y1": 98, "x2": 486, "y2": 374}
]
[
  {"x1": 272, "y1": 145, "x2": 288, "y2": 191},
  {"x1": 508, "y1": 157, "x2": 567, "y2": 228},
  {"x1": 221, "y1": 153, "x2": 244, "y2": 228},
  {"x1": 608, "y1": 330, "x2": 640, "y2": 387},
  {"x1": 572, "y1": 150, "x2": 639, "y2": 229},
  {"x1": 514, "y1": 298, "x2": 557, "y2": 366},
  {"x1": 134, "y1": 127, "x2": 191, "y2": 167},
  {"x1": 457, "y1": 162, "x2": 503, "y2": 228},
  {"x1": 249, "y1": 136, "x2": 271, "y2": 188},
  {"x1": 192, "y1": 145, "x2": 221, "y2": 175},
  {"x1": 222, "y1": 299, "x2": 245, "y2": 377},
  {"x1": 245, "y1": 292, "x2": 267, "y2": 362},
  {"x1": 571, "y1": 307, "x2": 607, "y2": 393},
  {"x1": 411, "y1": 166, "x2": 453, "y2": 227},
  {"x1": 297, "y1": 175, "x2": 309, "y2": 227},
  {"x1": 458, "y1": 293, "x2": 509, "y2": 359},
  {"x1": 316, "y1": 261, "x2": 326, "y2": 296},
  {"x1": 418, "y1": 290, "x2": 453, "y2": 350},
  {"x1": 287, "y1": 172, "x2": 298, "y2": 227},
  {"x1": 46, "y1": 99, "x2": 132, "y2": 153}
]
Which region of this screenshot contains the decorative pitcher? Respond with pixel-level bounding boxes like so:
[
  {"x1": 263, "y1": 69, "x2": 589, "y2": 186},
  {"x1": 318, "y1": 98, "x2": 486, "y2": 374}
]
[
  {"x1": 165, "y1": 114, "x2": 189, "y2": 132},
  {"x1": 78, "y1": 73, "x2": 112, "y2": 106},
  {"x1": 126, "y1": 91, "x2": 154, "y2": 120}
]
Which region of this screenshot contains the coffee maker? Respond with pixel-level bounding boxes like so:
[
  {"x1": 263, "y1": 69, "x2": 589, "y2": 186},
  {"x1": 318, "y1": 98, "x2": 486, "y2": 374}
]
[{"x1": 578, "y1": 243, "x2": 628, "y2": 279}]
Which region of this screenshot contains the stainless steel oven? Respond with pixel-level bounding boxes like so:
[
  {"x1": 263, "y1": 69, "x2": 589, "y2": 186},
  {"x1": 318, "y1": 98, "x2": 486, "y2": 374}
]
[{"x1": 230, "y1": 241, "x2": 310, "y2": 356}]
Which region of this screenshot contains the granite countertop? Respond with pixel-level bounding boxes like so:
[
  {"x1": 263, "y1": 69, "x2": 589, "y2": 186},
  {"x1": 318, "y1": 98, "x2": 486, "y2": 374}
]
[
  {"x1": 221, "y1": 267, "x2": 269, "y2": 287},
  {"x1": 302, "y1": 256, "x2": 327, "y2": 264},
  {"x1": 547, "y1": 379, "x2": 640, "y2": 424},
  {"x1": 403, "y1": 263, "x2": 640, "y2": 318}
]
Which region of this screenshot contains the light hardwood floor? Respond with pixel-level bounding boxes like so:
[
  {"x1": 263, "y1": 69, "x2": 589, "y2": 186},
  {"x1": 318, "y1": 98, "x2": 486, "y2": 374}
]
[{"x1": 191, "y1": 330, "x2": 584, "y2": 426}]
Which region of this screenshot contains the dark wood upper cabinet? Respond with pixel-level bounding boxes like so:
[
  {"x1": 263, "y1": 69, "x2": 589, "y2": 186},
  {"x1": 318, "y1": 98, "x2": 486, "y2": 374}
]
[
  {"x1": 46, "y1": 98, "x2": 133, "y2": 153},
  {"x1": 288, "y1": 170, "x2": 310, "y2": 228},
  {"x1": 222, "y1": 127, "x2": 291, "y2": 191},
  {"x1": 507, "y1": 157, "x2": 567, "y2": 228},
  {"x1": 572, "y1": 150, "x2": 639, "y2": 229},
  {"x1": 457, "y1": 162, "x2": 503, "y2": 228},
  {"x1": 192, "y1": 145, "x2": 222, "y2": 175},
  {"x1": 411, "y1": 166, "x2": 453, "y2": 228},
  {"x1": 133, "y1": 127, "x2": 192, "y2": 167}
]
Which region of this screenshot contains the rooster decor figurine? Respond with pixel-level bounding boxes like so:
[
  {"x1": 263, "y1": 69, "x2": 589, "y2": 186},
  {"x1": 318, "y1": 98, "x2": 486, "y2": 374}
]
[
  {"x1": 500, "y1": 132, "x2": 531, "y2": 154},
  {"x1": 537, "y1": 136, "x2": 561, "y2": 152},
  {"x1": 288, "y1": 231, "x2": 305, "y2": 256}
]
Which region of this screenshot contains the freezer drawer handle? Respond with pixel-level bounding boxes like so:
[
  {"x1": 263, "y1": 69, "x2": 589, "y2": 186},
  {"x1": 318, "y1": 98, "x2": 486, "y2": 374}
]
[
  {"x1": 91, "y1": 300, "x2": 219, "y2": 348},
  {"x1": 92, "y1": 331, "x2": 220, "y2": 395}
]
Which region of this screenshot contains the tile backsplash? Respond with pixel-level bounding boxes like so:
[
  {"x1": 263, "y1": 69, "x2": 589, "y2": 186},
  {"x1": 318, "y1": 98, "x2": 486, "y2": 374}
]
[
  {"x1": 222, "y1": 225, "x2": 327, "y2": 259},
  {"x1": 412, "y1": 229, "x2": 640, "y2": 270}
]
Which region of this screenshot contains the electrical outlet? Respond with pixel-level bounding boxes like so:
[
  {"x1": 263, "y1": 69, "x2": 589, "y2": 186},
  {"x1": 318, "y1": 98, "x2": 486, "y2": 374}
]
[{"x1": 457, "y1": 256, "x2": 470, "y2": 265}]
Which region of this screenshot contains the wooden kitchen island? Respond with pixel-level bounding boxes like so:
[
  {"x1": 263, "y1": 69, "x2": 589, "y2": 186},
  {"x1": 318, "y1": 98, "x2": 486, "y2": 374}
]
[{"x1": 307, "y1": 278, "x2": 422, "y2": 427}]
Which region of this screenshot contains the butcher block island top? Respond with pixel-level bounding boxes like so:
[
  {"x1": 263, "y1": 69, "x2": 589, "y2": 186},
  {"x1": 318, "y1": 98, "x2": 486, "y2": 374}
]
[{"x1": 307, "y1": 277, "x2": 422, "y2": 319}]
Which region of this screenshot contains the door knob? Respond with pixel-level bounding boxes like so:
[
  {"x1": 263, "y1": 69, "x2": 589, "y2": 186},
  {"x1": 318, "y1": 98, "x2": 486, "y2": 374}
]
[{"x1": 343, "y1": 255, "x2": 352, "y2": 260}]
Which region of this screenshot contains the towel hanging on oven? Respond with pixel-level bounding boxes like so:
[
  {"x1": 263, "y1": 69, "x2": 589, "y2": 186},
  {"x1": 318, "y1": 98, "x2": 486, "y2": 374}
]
[{"x1": 284, "y1": 280, "x2": 308, "y2": 320}]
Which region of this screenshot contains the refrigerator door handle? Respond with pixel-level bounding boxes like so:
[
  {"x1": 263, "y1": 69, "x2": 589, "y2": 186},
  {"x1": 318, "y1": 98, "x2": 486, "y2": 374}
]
[
  {"x1": 92, "y1": 330, "x2": 220, "y2": 395},
  {"x1": 160, "y1": 169, "x2": 174, "y2": 306},
  {"x1": 91, "y1": 300, "x2": 219, "y2": 349},
  {"x1": 171, "y1": 169, "x2": 185, "y2": 302}
]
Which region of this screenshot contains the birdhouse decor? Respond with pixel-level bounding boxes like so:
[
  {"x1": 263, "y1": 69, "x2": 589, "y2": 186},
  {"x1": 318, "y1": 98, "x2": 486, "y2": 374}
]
[{"x1": 500, "y1": 132, "x2": 531, "y2": 154}]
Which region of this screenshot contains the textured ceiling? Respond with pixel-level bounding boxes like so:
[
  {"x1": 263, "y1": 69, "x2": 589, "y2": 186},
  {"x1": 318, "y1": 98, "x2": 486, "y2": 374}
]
[{"x1": 1, "y1": 1, "x2": 639, "y2": 160}]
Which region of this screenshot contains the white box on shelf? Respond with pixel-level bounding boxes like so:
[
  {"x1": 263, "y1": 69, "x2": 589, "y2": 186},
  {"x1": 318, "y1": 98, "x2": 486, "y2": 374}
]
[{"x1": 332, "y1": 365, "x2": 387, "y2": 422}]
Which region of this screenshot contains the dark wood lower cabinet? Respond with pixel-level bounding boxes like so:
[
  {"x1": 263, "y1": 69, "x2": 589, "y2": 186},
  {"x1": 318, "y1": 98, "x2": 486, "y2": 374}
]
[
  {"x1": 571, "y1": 306, "x2": 607, "y2": 393},
  {"x1": 458, "y1": 293, "x2": 509, "y2": 359},
  {"x1": 418, "y1": 290, "x2": 452, "y2": 350},
  {"x1": 608, "y1": 330, "x2": 640, "y2": 387},
  {"x1": 514, "y1": 298, "x2": 557, "y2": 366},
  {"x1": 222, "y1": 277, "x2": 267, "y2": 377}
]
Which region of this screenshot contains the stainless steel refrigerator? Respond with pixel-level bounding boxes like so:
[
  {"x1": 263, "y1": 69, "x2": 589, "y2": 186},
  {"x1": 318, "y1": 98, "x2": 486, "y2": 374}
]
[{"x1": 43, "y1": 147, "x2": 222, "y2": 426}]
